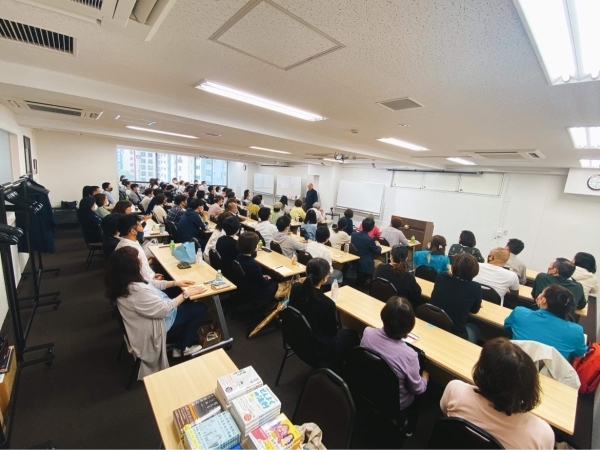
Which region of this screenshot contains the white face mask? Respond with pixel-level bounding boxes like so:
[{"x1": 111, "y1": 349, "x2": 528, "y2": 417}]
[{"x1": 92, "y1": 204, "x2": 98, "y2": 211}]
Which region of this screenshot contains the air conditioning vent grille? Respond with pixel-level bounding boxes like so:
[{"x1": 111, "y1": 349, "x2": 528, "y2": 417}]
[
  {"x1": 25, "y1": 101, "x2": 82, "y2": 116},
  {"x1": 377, "y1": 97, "x2": 423, "y2": 112},
  {"x1": 0, "y1": 19, "x2": 74, "y2": 54},
  {"x1": 71, "y1": 0, "x2": 103, "y2": 9}
]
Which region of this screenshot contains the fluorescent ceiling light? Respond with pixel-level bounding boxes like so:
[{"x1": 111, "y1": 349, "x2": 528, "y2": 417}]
[
  {"x1": 568, "y1": 127, "x2": 600, "y2": 148},
  {"x1": 514, "y1": 0, "x2": 600, "y2": 84},
  {"x1": 196, "y1": 81, "x2": 326, "y2": 122},
  {"x1": 377, "y1": 137, "x2": 429, "y2": 151},
  {"x1": 125, "y1": 125, "x2": 198, "y2": 139},
  {"x1": 249, "y1": 146, "x2": 291, "y2": 154},
  {"x1": 579, "y1": 159, "x2": 600, "y2": 168},
  {"x1": 323, "y1": 158, "x2": 345, "y2": 163},
  {"x1": 446, "y1": 157, "x2": 476, "y2": 166}
]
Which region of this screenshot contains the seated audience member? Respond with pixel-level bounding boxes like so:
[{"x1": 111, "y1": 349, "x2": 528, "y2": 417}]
[
  {"x1": 208, "y1": 196, "x2": 224, "y2": 219},
  {"x1": 343, "y1": 209, "x2": 354, "y2": 234},
  {"x1": 140, "y1": 188, "x2": 153, "y2": 211},
  {"x1": 207, "y1": 185, "x2": 216, "y2": 204},
  {"x1": 115, "y1": 214, "x2": 161, "y2": 282},
  {"x1": 145, "y1": 189, "x2": 163, "y2": 214},
  {"x1": 195, "y1": 190, "x2": 209, "y2": 210},
  {"x1": 309, "y1": 202, "x2": 325, "y2": 223},
  {"x1": 128, "y1": 184, "x2": 143, "y2": 205},
  {"x1": 235, "y1": 232, "x2": 278, "y2": 305},
  {"x1": 164, "y1": 185, "x2": 176, "y2": 203},
  {"x1": 226, "y1": 200, "x2": 243, "y2": 218},
  {"x1": 440, "y1": 337, "x2": 554, "y2": 449},
  {"x1": 247, "y1": 196, "x2": 261, "y2": 220},
  {"x1": 112, "y1": 200, "x2": 133, "y2": 215},
  {"x1": 82, "y1": 185, "x2": 93, "y2": 198},
  {"x1": 89, "y1": 185, "x2": 102, "y2": 197},
  {"x1": 473, "y1": 247, "x2": 519, "y2": 302},
  {"x1": 329, "y1": 218, "x2": 351, "y2": 250},
  {"x1": 374, "y1": 245, "x2": 421, "y2": 306},
  {"x1": 215, "y1": 216, "x2": 241, "y2": 278},
  {"x1": 289, "y1": 199, "x2": 306, "y2": 221},
  {"x1": 430, "y1": 253, "x2": 482, "y2": 342},
  {"x1": 215, "y1": 186, "x2": 222, "y2": 198},
  {"x1": 242, "y1": 189, "x2": 252, "y2": 206},
  {"x1": 255, "y1": 207, "x2": 278, "y2": 247},
  {"x1": 306, "y1": 227, "x2": 343, "y2": 283},
  {"x1": 504, "y1": 285, "x2": 587, "y2": 360},
  {"x1": 504, "y1": 238, "x2": 527, "y2": 284},
  {"x1": 102, "y1": 182, "x2": 116, "y2": 205},
  {"x1": 272, "y1": 215, "x2": 308, "y2": 259},
  {"x1": 380, "y1": 217, "x2": 409, "y2": 247},
  {"x1": 152, "y1": 194, "x2": 168, "y2": 224},
  {"x1": 270, "y1": 202, "x2": 284, "y2": 225},
  {"x1": 94, "y1": 193, "x2": 111, "y2": 219},
  {"x1": 572, "y1": 252, "x2": 598, "y2": 299},
  {"x1": 447, "y1": 230, "x2": 485, "y2": 263},
  {"x1": 78, "y1": 197, "x2": 103, "y2": 243},
  {"x1": 532, "y1": 258, "x2": 586, "y2": 310},
  {"x1": 301, "y1": 210, "x2": 318, "y2": 241},
  {"x1": 123, "y1": 181, "x2": 132, "y2": 199},
  {"x1": 101, "y1": 213, "x2": 121, "y2": 258},
  {"x1": 412, "y1": 235, "x2": 449, "y2": 274},
  {"x1": 177, "y1": 198, "x2": 208, "y2": 245},
  {"x1": 166, "y1": 195, "x2": 187, "y2": 224},
  {"x1": 279, "y1": 196, "x2": 291, "y2": 214},
  {"x1": 351, "y1": 217, "x2": 382, "y2": 277},
  {"x1": 203, "y1": 212, "x2": 233, "y2": 263},
  {"x1": 357, "y1": 213, "x2": 381, "y2": 238},
  {"x1": 105, "y1": 247, "x2": 207, "y2": 369},
  {"x1": 289, "y1": 258, "x2": 359, "y2": 364},
  {"x1": 361, "y1": 297, "x2": 428, "y2": 433}
]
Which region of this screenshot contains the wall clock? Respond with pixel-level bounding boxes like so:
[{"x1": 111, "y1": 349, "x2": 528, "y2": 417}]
[
  {"x1": 587, "y1": 174, "x2": 600, "y2": 190},
  {"x1": 243, "y1": 164, "x2": 247, "y2": 171}
]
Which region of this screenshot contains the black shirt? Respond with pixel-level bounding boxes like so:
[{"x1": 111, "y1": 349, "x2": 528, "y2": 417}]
[
  {"x1": 236, "y1": 254, "x2": 277, "y2": 302},
  {"x1": 374, "y1": 263, "x2": 422, "y2": 305},
  {"x1": 216, "y1": 235, "x2": 239, "y2": 278}
]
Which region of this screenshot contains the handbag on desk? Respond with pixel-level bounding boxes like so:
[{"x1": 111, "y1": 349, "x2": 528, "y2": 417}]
[{"x1": 172, "y1": 241, "x2": 196, "y2": 264}]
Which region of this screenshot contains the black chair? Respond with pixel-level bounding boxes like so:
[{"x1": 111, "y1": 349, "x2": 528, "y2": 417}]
[
  {"x1": 238, "y1": 207, "x2": 247, "y2": 217},
  {"x1": 427, "y1": 417, "x2": 504, "y2": 449},
  {"x1": 296, "y1": 249, "x2": 313, "y2": 266},
  {"x1": 270, "y1": 241, "x2": 283, "y2": 255},
  {"x1": 228, "y1": 260, "x2": 273, "y2": 321},
  {"x1": 293, "y1": 369, "x2": 356, "y2": 450},
  {"x1": 324, "y1": 240, "x2": 331, "y2": 247},
  {"x1": 81, "y1": 224, "x2": 103, "y2": 270},
  {"x1": 481, "y1": 284, "x2": 502, "y2": 305},
  {"x1": 164, "y1": 220, "x2": 181, "y2": 243},
  {"x1": 253, "y1": 229, "x2": 266, "y2": 247},
  {"x1": 299, "y1": 227, "x2": 307, "y2": 239},
  {"x1": 208, "y1": 248, "x2": 223, "y2": 271},
  {"x1": 250, "y1": 213, "x2": 259, "y2": 221},
  {"x1": 275, "y1": 306, "x2": 321, "y2": 386},
  {"x1": 503, "y1": 293, "x2": 537, "y2": 311},
  {"x1": 378, "y1": 237, "x2": 391, "y2": 247},
  {"x1": 415, "y1": 303, "x2": 453, "y2": 332},
  {"x1": 415, "y1": 265, "x2": 438, "y2": 283},
  {"x1": 369, "y1": 277, "x2": 398, "y2": 302},
  {"x1": 137, "y1": 203, "x2": 146, "y2": 214},
  {"x1": 191, "y1": 237, "x2": 202, "y2": 253}
]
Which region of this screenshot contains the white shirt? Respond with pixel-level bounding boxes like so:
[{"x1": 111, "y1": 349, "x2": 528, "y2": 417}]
[
  {"x1": 328, "y1": 230, "x2": 350, "y2": 250},
  {"x1": 153, "y1": 205, "x2": 167, "y2": 224},
  {"x1": 306, "y1": 241, "x2": 333, "y2": 273},
  {"x1": 310, "y1": 208, "x2": 325, "y2": 223},
  {"x1": 255, "y1": 221, "x2": 278, "y2": 247},
  {"x1": 115, "y1": 238, "x2": 155, "y2": 282},
  {"x1": 572, "y1": 266, "x2": 599, "y2": 299},
  {"x1": 473, "y1": 263, "x2": 520, "y2": 303},
  {"x1": 203, "y1": 229, "x2": 225, "y2": 263},
  {"x1": 140, "y1": 196, "x2": 152, "y2": 211}
]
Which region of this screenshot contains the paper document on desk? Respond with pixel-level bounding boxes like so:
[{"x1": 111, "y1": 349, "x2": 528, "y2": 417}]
[
  {"x1": 275, "y1": 266, "x2": 293, "y2": 275},
  {"x1": 402, "y1": 333, "x2": 419, "y2": 344}
]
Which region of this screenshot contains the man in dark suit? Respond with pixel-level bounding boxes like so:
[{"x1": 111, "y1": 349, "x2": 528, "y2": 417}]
[
  {"x1": 351, "y1": 217, "x2": 382, "y2": 280},
  {"x1": 177, "y1": 198, "x2": 208, "y2": 247},
  {"x1": 304, "y1": 182, "x2": 318, "y2": 211}
]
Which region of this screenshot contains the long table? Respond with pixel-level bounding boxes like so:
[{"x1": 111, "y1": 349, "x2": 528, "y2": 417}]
[
  {"x1": 144, "y1": 349, "x2": 237, "y2": 450},
  {"x1": 289, "y1": 234, "x2": 360, "y2": 264},
  {"x1": 255, "y1": 248, "x2": 306, "y2": 279},
  {"x1": 150, "y1": 245, "x2": 236, "y2": 356},
  {"x1": 333, "y1": 286, "x2": 578, "y2": 435}
]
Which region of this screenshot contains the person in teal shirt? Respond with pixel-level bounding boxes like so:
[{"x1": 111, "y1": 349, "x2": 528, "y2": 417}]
[
  {"x1": 504, "y1": 284, "x2": 587, "y2": 360},
  {"x1": 412, "y1": 235, "x2": 449, "y2": 274}
]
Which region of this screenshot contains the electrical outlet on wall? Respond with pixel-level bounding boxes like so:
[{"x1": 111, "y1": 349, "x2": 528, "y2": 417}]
[{"x1": 503, "y1": 230, "x2": 508, "y2": 236}]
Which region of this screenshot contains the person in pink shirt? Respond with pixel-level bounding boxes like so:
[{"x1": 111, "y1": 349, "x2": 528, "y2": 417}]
[
  {"x1": 357, "y1": 213, "x2": 381, "y2": 238},
  {"x1": 207, "y1": 196, "x2": 224, "y2": 219}
]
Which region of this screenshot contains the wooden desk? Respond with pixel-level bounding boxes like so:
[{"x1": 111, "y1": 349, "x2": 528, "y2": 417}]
[
  {"x1": 333, "y1": 286, "x2": 578, "y2": 435},
  {"x1": 144, "y1": 349, "x2": 237, "y2": 450},
  {"x1": 526, "y1": 268, "x2": 539, "y2": 282},
  {"x1": 255, "y1": 249, "x2": 306, "y2": 279},
  {"x1": 143, "y1": 219, "x2": 169, "y2": 240},
  {"x1": 240, "y1": 220, "x2": 259, "y2": 230},
  {"x1": 289, "y1": 234, "x2": 359, "y2": 264},
  {"x1": 520, "y1": 284, "x2": 587, "y2": 317},
  {"x1": 150, "y1": 245, "x2": 236, "y2": 355}
]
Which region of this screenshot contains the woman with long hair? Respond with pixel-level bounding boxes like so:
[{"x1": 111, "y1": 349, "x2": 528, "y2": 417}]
[
  {"x1": 301, "y1": 209, "x2": 318, "y2": 241},
  {"x1": 373, "y1": 245, "x2": 422, "y2": 306},
  {"x1": 412, "y1": 235, "x2": 449, "y2": 274},
  {"x1": 279, "y1": 195, "x2": 291, "y2": 214},
  {"x1": 242, "y1": 189, "x2": 252, "y2": 206},
  {"x1": 329, "y1": 217, "x2": 351, "y2": 250},
  {"x1": 572, "y1": 252, "x2": 598, "y2": 299},
  {"x1": 202, "y1": 211, "x2": 233, "y2": 263},
  {"x1": 448, "y1": 230, "x2": 485, "y2": 262},
  {"x1": 78, "y1": 196, "x2": 103, "y2": 243},
  {"x1": 112, "y1": 200, "x2": 133, "y2": 215},
  {"x1": 93, "y1": 193, "x2": 110, "y2": 219}
]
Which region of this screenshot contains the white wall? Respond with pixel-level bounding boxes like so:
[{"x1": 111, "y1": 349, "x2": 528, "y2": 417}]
[{"x1": 565, "y1": 168, "x2": 600, "y2": 197}]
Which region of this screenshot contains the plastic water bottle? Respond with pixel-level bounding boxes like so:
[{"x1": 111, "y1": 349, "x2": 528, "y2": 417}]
[
  {"x1": 344, "y1": 243, "x2": 349, "y2": 254},
  {"x1": 169, "y1": 240, "x2": 175, "y2": 252},
  {"x1": 296, "y1": 227, "x2": 300, "y2": 236},
  {"x1": 196, "y1": 248, "x2": 203, "y2": 265},
  {"x1": 216, "y1": 270, "x2": 223, "y2": 281},
  {"x1": 291, "y1": 254, "x2": 297, "y2": 265},
  {"x1": 331, "y1": 278, "x2": 339, "y2": 301}
]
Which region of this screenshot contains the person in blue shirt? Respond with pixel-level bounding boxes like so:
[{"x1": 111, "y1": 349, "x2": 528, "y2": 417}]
[
  {"x1": 412, "y1": 235, "x2": 450, "y2": 274},
  {"x1": 300, "y1": 209, "x2": 318, "y2": 241},
  {"x1": 504, "y1": 284, "x2": 587, "y2": 360},
  {"x1": 177, "y1": 198, "x2": 208, "y2": 246}
]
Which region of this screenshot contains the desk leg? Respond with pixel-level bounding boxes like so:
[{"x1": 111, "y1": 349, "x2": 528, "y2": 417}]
[{"x1": 190, "y1": 294, "x2": 233, "y2": 358}]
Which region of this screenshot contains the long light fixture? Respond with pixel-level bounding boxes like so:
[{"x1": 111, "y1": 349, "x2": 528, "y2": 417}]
[
  {"x1": 446, "y1": 157, "x2": 476, "y2": 166},
  {"x1": 568, "y1": 127, "x2": 600, "y2": 148},
  {"x1": 249, "y1": 146, "x2": 291, "y2": 154},
  {"x1": 323, "y1": 158, "x2": 345, "y2": 163},
  {"x1": 514, "y1": 0, "x2": 600, "y2": 84},
  {"x1": 580, "y1": 159, "x2": 600, "y2": 168},
  {"x1": 125, "y1": 125, "x2": 198, "y2": 139},
  {"x1": 377, "y1": 137, "x2": 429, "y2": 151},
  {"x1": 196, "y1": 81, "x2": 326, "y2": 121}
]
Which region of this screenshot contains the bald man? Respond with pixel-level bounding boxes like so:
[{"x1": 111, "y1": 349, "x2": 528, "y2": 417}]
[
  {"x1": 305, "y1": 182, "x2": 318, "y2": 211},
  {"x1": 473, "y1": 247, "x2": 520, "y2": 304}
]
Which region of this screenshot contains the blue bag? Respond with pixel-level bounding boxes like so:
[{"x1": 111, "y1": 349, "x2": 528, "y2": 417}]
[{"x1": 172, "y1": 242, "x2": 196, "y2": 263}]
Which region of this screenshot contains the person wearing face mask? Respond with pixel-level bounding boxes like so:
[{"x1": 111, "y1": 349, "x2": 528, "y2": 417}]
[
  {"x1": 234, "y1": 232, "x2": 278, "y2": 306},
  {"x1": 115, "y1": 214, "x2": 163, "y2": 282},
  {"x1": 102, "y1": 182, "x2": 116, "y2": 205},
  {"x1": 93, "y1": 193, "x2": 111, "y2": 219},
  {"x1": 77, "y1": 197, "x2": 103, "y2": 244},
  {"x1": 531, "y1": 258, "x2": 586, "y2": 311}
]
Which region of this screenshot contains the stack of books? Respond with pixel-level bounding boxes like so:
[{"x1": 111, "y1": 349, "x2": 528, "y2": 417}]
[
  {"x1": 230, "y1": 386, "x2": 281, "y2": 437},
  {"x1": 247, "y1": 413, "x2": 302, "y2": 450},
  {"x1": 173, "y1": 393, "x2": 222, "y2": 439},
  {"x1": 182, "y1": 410, "x2": 241, "y2": 450},
  {"x1": 215, "y1": 366, "x2": 263, "y2": 409}
]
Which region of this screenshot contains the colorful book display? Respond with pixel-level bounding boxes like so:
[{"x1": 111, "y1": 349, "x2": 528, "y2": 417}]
[
  {"x1": 247, "y1": 413, "x2": 302, "y2": 450},
  {"x1": 230, "y1": 386, "x2": 281, "y2": 437}
]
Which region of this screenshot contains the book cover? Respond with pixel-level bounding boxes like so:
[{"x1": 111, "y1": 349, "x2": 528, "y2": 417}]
[
  {"x1": 217, "y1": 367, "x2": 263, "y2": 402},
  {"x1": 173, "y1": 393, "x2": 222, "y2": 438},
  {"x1": 230, "y1": 386, "x2": 281, "y2": 435},
  {"x1": 247, "y1": 414, "x2": 301, "y2": 450},
  {"x1": 183, "y1": 411, "x2": 240, "y2": 450}
]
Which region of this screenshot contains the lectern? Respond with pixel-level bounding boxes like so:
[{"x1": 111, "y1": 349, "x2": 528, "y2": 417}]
[{"x1": 391, "y1": 215, "x2": 434, "y2": 251}]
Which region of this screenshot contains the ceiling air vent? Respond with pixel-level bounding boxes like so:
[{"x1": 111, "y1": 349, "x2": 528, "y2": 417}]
[
  {"x1": 24, "y1": 101, "x2": 103, "y2": 119},
  {"x1": 377, "y1": 97, "x2": 423, "y2": 112},
  {"x1": 460, "y1": 149, "x2": 546, "y2": 161},
  {"x1": 0, "y1": 19, "x2": 75, "y2": 54},
  {"x1": 71, "y1": 0, "x2": 103, "y2": 9}
]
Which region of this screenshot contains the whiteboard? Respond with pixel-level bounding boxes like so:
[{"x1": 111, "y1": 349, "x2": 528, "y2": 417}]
[
  {"x1": 336, "y1": 180, "x2": 384, "y2": 214},
  {"x1": 459, "y1": 173, "x2": 504, "y2": 196},
  {"x1": 276, "y1": 175, "x2": 301, "y2": 199},
  {"x1": 422, "y1": 173, "x2": 459, "y2": 192},
  {"x1": 253, "y1": 173, "x2": 274, "y2": 194},
  {"x1": 392, "y1": 172, "x2": 423, "y2": 188}
]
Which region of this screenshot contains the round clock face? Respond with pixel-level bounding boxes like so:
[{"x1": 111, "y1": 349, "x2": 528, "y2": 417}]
[{"x1": 587, "y1": 175, "x2": 600, "y2": 190}]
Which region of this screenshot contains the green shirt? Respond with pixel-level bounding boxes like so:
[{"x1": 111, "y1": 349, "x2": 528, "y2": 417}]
[{"x1": 532, "y1": 272, "x2": 587, "y2": 310}]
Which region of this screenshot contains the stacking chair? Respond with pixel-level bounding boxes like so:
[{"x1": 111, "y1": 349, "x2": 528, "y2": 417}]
[
  {"x1": 299, "y1": 227, "x2": 307, "y2": 239},
  {"x1": 415, "y1": 265, "x2": 438, "y2": 283},
  {"x1": 503, "y1": 293, "x2": 537, "y2": 311},
  {"x1": 81, "y1": 224, "x2": 103, "y2": 270},
  {"x1": 293, "y1": 369, "x2": 356, "y2": 450},
  {"x1": 369, "y1": 278, "x2": 398, "y2": 302},
  {"x1": 270, "y1": 241, "x2": 283, "y2": 255},
  {"x1": 481, "y1": 284, "x2": 502, "y2": 305},
  {"x1": 253, "y1": 229, "x2": 266, "y2": 247},
  {"x1": 228, "y1": 260, "x2": 274, "y2": 321},
  {"x1": 378, "y1": 237, "x2": 391, "y2": 247},
  {"x1": 164, "y1": 220, "x2": 181, "y2": 243},
  {"x1": 208, "y1": 249, "x2": 222, "y2": 271},
  {"x1": 427, "y1": 417, "x2": 504, "y2": 449},
  {"x1": 296, "y1": 249, "x2": 313, "y2": 266},
  {"x1": 415, "y1": 303, "x2": 453, "y2": 332}
]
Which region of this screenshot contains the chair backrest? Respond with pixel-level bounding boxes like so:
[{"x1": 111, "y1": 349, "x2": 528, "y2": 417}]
[
  {"x1": 416, "y1": 303, "x2": 453, "y2": 332},
  {"x1": 208, "y1": 248, "x2": 223, "y2": 271},
  {"x1": 293, "y1": 368, "x2": 355, "y2": 450},
  {"x1": 253, "y1": 229, "x2": 266, "y2": 246},
  {"x1": 250, "y1": 212, "x2": 259, "y2": 221},
  {"x1": 427, "y1": 417, "x2": 504, "y2": 449},
  {"x1": 369, "y1": 277, "x2": 399, "y2": 302},
  {"x1": 280, "y1": 307, "x2": 320, "y2": 367},
  {"x1": 164, "y1": 220, "x2": 181, "y2": 243},
  {"x1": 299, "y1": 227, "x2": 307, "y2": 238},
  {"x1": 238, "y1": 207, "x2": 247, "y2": 217},
  {"x1": 415, "y1": 265, "x2": 438, "y2": 283},
  {"x1": 503, "y1": 293, "x2": 538, "y2": 311},
  {"x1": 296, "y1": 249, "x2": 313, "y2": 266},
  {"x1": 324, "y1": 240, "x2": 331, "y2": 247},
  {"x1": 191, "y1": 237, "x2": 201, "y2": 252},
  {"x1": 378, "y1": 237, "x2": 391, "y2": 247},
  {"x1": 348, "y1": 243, "x2": 359, "y2": 256},
  {"x1": 230, "y1": 260, "x2": 252, "y2": 298},
  {"x1": 137, "y1": 203, "x2": 146, "y2": 214},
  {"x1": 344, "y1": 347, "x2": 400, "y2": 421},
  {"x1": 270, "y1": 241, "x2": 283, "y2": 255},
  {"x1": 110, "y1": 299, "x2": 133, "y2": 352},
  {"x1": 481, "y1": 284, "x2": 502, "y2": 305}
]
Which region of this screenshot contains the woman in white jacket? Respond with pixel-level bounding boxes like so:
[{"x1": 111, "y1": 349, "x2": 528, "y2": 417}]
[
  {"x1": 105, "y1": 247, "x2": 208, "y2": 379},
  {"x1": 202, "y1": 212, "x2": 232, "y2": 263},
  {"x1": 572, "y1": 252, "x2": 599, "y2": 299}
]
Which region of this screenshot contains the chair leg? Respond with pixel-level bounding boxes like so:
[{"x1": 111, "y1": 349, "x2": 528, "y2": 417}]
[
  {"x1": 86, "y1": 249, "x2": 95, "y2": 270},
  {"x1": 127, "y1": 357, "x2": 142, "y2": 390},
  {"x1": 117, "y1": 340, "x2": 125, "y2": 361},
  {"x1": 275, "y1": 348, "x2": 291, "y2": 387}
]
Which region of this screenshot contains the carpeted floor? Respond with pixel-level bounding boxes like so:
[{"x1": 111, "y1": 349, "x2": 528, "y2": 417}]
[{"x1": 4, "y1": 228, "x2": 593, "y2": 448}]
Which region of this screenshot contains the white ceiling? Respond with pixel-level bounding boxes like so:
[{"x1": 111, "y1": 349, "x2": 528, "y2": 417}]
[{"x1": 1, "y1": 0, "x2": 600, "y2": 169}]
